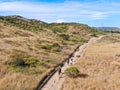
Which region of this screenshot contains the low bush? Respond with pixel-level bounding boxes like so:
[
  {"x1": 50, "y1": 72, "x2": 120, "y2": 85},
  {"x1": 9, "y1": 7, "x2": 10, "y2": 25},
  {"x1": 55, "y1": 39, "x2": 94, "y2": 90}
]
[
  {"x1": 13, "y1": 57, "x2": 25, "y2": 67},
  {"x1": 52, "y1": 26, "x2": 67, "y2": 33},
  {"x1": 24, "y1": 57, "x2": 38, "y2": 66},
  {"x1": 41, "y1": 45, "x2": 51, "y2": 50},
  {"x1": 65, "y1": 67, "x2": 79, "y2": 78},
  {"x1": 59, "y1": 34, "x2": 69, "y2": 40},
  {"x1": 6, "y1": 56, "x2": 38, "y2": 67},
  {"x1": 41, "y1": 43, "x2": 61, "y2": 52},
  {"x1": 51, "y1": 43, "x2": 61, "y2": 52},
  {"x1": 6, "y1": 56, "x2": 25, "y2": 67},
  {"x1": 72, "y1": 32, "x2": 79, "y2": 34}
]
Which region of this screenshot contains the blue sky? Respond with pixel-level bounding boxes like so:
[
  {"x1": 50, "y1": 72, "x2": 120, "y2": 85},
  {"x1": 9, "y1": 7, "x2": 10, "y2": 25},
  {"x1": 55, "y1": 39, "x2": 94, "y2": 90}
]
[{"x1": 0, "y1": 0, "x2": 120, "y2": 27}]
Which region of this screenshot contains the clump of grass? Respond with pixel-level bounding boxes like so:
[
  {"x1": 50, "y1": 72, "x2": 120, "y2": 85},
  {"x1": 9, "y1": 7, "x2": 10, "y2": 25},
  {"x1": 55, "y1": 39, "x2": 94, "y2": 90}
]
[
  {"x1": 5, "y1": 55, "x2": 38, "y2": 67},
  {"x1": 65, "y1": 67, "x2": 80, "y2": 78},
  {"x1": 41, "y1": 43, "x2": 61, "y2": 52},
  {"x1": 51, "y1": 43, "x2": 61, "y2": 52},
  {"x1": 52, "y1": 26, "x2": 67, "y2": 33},
  {"x1": 5, "y1": 56, "x2": 25, "y2": 67},
  {"x1": 71, "y1": 37, "x2": 86, "y2": 44},
  {"x1": 61, "y1": 40, "x2": 67, "y2": 45},
  {"x1": 41, "y1": 45, "x2": 51, "y2": 50},
  {"x1": 59, "y1": 34, "x2": 69, "y2": 40},
  {"x1": 24, "y1": 57, "x2": 38, "y2": 67},
  {"x1": 4, "y1": 55, "x2": 39, "y2": 74}
]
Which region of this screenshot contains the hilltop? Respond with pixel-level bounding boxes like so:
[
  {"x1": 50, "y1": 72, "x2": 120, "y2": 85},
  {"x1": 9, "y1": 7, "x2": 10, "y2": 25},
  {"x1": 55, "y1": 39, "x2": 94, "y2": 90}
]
[{"x1": 0, "y1": 15, "x2": 103, "y2": 90}]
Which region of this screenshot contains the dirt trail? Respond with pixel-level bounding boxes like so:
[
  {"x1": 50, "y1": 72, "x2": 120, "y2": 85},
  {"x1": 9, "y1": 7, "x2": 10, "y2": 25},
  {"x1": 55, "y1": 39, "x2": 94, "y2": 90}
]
[{"x1": 40, "y1": 36, "x2": 103, "y2": 90}]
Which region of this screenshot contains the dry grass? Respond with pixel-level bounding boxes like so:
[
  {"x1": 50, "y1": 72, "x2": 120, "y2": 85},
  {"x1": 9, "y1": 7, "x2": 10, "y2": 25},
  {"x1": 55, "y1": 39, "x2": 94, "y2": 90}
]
[
  {"x1": 0, "y1": 73, "x2": 48, "y2": 90},
  {"x1": 62, "y1": 33, "x2": 120, "y2": 90},
  {"x1": 0, "y1": 21, "x2": 92, "y2": 90}
]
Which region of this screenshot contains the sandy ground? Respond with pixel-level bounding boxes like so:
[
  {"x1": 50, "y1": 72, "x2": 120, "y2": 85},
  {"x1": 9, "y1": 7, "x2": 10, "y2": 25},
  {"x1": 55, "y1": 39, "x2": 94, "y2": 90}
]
[{"x1": 41, "y1": 36, "x2": 103, "y2": 90}]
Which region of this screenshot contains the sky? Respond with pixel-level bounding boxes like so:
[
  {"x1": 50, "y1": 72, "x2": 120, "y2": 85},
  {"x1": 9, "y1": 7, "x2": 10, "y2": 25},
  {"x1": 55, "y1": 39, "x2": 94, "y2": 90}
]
[{"x1": 0, "y1": 0, "x2": 120, "y2": 27}]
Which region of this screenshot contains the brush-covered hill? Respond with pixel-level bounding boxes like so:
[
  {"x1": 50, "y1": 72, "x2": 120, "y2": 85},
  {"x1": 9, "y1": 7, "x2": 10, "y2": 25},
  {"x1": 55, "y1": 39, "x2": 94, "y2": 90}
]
[{"x1": 0, "y1": 15, "x2": 103, "y2": 90}]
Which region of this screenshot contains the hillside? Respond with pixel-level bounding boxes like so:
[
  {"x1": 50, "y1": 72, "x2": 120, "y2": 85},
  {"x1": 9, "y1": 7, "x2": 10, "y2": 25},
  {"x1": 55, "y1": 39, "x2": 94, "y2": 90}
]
[{"x1": 0, "y1": 15, "x2": 103, "y2": 90}]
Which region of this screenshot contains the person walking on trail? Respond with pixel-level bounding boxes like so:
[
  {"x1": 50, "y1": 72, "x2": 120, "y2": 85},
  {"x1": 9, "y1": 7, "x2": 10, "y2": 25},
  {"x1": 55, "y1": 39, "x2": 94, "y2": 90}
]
[
  {"x1": 67, "y1": 58, "x2": 73, "y2": 66},
  {"x1": 69, "y1": 58, "x2": 73, "y2": 65},
  {"x1": 58, "y1": 63, "x2": 63, "y2": 79},
  {"x1": 67, "y1": 59, "x2": 69, "y2": 65}
]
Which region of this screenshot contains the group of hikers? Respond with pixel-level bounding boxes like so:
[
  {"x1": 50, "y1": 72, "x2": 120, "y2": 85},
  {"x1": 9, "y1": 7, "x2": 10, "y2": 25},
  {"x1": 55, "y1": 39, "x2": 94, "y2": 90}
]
[{"x1": 57, "y1": 57, "x2": 73, "y2": 78}]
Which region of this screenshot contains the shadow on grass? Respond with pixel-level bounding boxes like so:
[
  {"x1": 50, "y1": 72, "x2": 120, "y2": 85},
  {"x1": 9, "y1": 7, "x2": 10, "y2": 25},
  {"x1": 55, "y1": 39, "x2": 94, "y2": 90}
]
[
  {"x1": 78, "y1": 73, "x2": 88, "y2": 78},
  {"x1": 63, "y1": 73, "x2": 88, "y2": 78}
]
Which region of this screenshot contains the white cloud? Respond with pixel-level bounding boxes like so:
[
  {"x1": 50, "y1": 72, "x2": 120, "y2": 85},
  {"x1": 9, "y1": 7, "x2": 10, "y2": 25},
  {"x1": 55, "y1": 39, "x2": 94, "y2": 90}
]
[
  {"x1": 91, "y1": 12, "x2": 107, "y2": 20},
  {"x1": 0, "y1": 2, "x2": 52, "y2": 12},
  {"x1": 56, "y1": 19, "x2": 65, "y2": 23},
  {"x1": 0, "y1": 0, "x2": 120, "y2": 22}
]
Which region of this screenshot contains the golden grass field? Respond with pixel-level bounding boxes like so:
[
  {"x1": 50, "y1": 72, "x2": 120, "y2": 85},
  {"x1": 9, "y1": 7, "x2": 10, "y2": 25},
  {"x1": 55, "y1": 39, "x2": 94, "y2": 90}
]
[
  {"x1": 62, "y1": 33, "x2": 120, "y2": 90},
  {"x1": 0, "y1": 25, "x2": 73, "y2": 90},
  {"x1": 0, "y1": 19, "x2": 93, "y2": 90}
]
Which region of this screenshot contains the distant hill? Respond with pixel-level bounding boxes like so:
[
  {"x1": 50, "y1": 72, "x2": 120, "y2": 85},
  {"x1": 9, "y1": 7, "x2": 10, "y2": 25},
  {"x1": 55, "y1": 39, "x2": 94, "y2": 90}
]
[
  {"x1": 95, "y1": 27, "x2": 120, "y2": 31},
  {"x1": 0, "y1": 15, "x2": 48, "y2": 31}
]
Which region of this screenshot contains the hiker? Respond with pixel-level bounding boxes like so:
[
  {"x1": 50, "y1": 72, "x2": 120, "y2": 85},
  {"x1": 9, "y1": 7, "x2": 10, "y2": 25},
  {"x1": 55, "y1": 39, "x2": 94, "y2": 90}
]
[
  {"x1": 67, "y1": 58, "x2": 73, "y2": 66},
  {"x1": 58, "y1": 63, "x2": 63, "y2": 78},
  {"x1": 67, "y1": 59, "x2": 69, "y2": 65},
  {"x1": 69, "y1": 58, "x2": 73, "y2": 65}
]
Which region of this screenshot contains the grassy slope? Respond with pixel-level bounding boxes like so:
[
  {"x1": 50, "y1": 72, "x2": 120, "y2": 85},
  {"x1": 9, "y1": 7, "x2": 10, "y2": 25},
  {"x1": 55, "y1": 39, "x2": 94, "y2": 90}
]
[
  {"x1": 0, "y1": 15, "x2": 98, "y2": 90},
  {"x1": 62, "y1": 33, "x2": 120, "y2": 90}
]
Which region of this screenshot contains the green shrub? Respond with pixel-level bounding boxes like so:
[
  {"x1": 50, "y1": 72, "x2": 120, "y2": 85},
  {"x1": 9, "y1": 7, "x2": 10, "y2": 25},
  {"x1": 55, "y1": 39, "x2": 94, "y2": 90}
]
[
  {"x1": 41, "y1": 43, "x2": 61, "y2": 52},
  {"x1": 52, "y1": 26, "x2": 67, "y2": 33},
  {"x1": 41, "y1": 45, "x2": 51, "y2": 50},
  {"x1": 7, "y1": 57, "x2": 25, "y2": 67},
  {"x1": 78, "y1": 37, "x2": 86, "y2": 43},
  {"x1": 51, "y1": 43, "x2": 61, "y2": 52},
  {"x1": 24, "y1": 57, "x2": 38, "y2": 66},
  {"x1": 65, "y1": 67, "x2": 79, "y2": 78},
  {"x1": 71, "y1": 36, "x2": 86, "y2": 44},
  {"x1": 6, "y1": 56, "x2": 38, "y2": 67},
  {"x1": 59, "y1": 34, "x2": 69, "y2": 40},
  {"x1": 52, "y1": 43, "x2": 60, "y2": 47},
  {"x1": 52, "y1": 47, "x2": 60, "y2": 52}
]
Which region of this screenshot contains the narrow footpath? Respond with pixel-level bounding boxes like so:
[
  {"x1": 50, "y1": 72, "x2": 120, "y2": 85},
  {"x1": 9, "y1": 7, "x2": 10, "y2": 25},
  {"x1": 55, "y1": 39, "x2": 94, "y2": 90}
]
[{"x1": 40, "y1": 36, "x2": 103, "y2": 90}]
